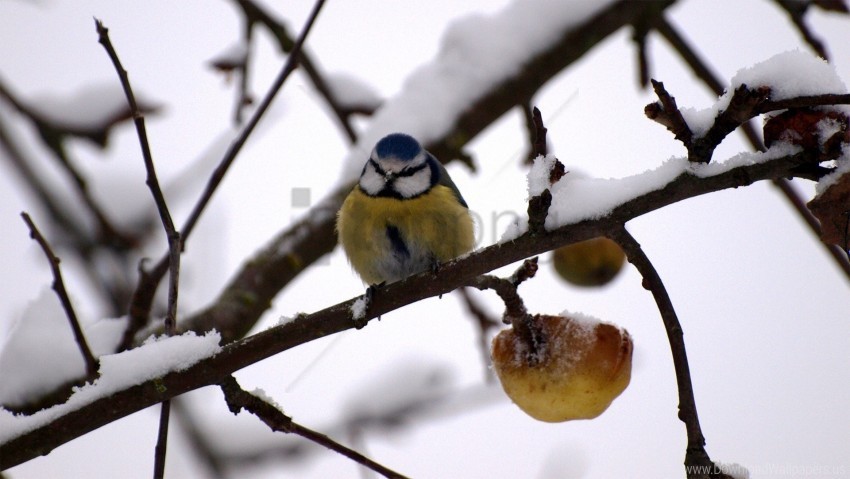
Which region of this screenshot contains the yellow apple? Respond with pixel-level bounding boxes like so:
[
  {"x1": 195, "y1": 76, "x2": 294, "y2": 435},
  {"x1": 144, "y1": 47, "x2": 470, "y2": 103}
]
[
  {"x1": 552, "y1": 237, "x2": 626, "y2": 287},
  {"x1": 491, "y1": 313, "x2": 632, "y2": 422}
]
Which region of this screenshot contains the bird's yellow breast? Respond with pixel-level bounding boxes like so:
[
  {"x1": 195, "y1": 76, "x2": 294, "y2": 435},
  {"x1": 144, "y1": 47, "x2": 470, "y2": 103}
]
[{"x1": 337, "y1": 185, "x2": 475, "y2": 284}]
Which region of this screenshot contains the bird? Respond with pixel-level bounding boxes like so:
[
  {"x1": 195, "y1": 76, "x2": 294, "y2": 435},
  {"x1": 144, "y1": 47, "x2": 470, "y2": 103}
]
[{"x1": 337, "y1": 133, "x2": 475, "y2": 286}]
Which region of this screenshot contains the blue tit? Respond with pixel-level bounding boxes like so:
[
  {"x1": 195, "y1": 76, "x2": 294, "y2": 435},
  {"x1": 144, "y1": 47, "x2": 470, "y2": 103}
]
[{"x1": 337, "y1": 133, "x2": 475, "y2": 285}]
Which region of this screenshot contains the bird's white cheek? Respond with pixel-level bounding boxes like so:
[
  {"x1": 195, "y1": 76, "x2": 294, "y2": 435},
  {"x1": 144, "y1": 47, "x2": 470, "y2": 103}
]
[
  {"x1": 359, "y1": 171, "x2": 386, "y2": 196},
  {"x1": 393, "y1": 171, "x2": 430, "y2": 198}
]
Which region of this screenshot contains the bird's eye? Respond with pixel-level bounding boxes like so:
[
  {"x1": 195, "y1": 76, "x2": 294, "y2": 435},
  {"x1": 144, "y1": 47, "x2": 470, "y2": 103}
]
[
  {"x1": 369, "y1": 159, "x2": 387, "y2": 176},
  {"x1": 396, "y1": 162, "x2": 427, "y2": 178}
]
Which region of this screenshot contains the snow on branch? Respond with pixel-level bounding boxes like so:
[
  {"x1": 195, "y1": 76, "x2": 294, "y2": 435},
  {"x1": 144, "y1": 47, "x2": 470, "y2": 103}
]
[
  {"x1": 1, "y1": 124, "x2": 840, "y2": 468},
  {"x1": 646, "y1": 50, "x2": 850, "y2": 163}
]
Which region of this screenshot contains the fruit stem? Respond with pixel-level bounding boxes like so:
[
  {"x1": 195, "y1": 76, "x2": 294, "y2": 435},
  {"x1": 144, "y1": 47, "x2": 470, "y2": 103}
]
[
  {"x1": 511, "y1": 314, "x2": 547, "y2": 366},
  {"x1": 466, "y1": 271, "x2": 547, "y2": 364}
]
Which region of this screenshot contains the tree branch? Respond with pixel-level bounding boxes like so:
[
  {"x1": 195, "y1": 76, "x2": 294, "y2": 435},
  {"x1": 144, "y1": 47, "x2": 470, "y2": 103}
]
[
  {"x1": 20, "y1": 212, "x2": 99, "y2": 380},
  {"x1": 651, "y1": 14, "x2": 850, "y2": 279},
  {"x1": 611, "y1": 227, "x2": 731, "y2": 479},
  {"x1": 94, "y1": 18, "x2": 185, "y2": 477},
  {"x1": 456, "y1": 288, "x2": 500, "y2": 381},
  {"x1": 230, "y1": 0, "x2": 362, "y2": 143},
  {"x1": 772, "y1": 0, "x2": 831, "y2": 59},
  {"x1": 124, "y1": 0, "x2": 329, "y2": 346},
  {"x1": 1, "y1": 144, "x2": 833, "y2": 469},
  {"x1": 175, "y1": 0, "x2": 679, "y2": 344},
  {"x1": 219, "y1": 376, "x2": 409, "y2": 479}
]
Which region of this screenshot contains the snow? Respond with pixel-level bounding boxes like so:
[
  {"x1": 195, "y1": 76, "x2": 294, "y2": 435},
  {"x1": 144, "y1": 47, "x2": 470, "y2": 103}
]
[
  {"x1": 0, "y1": 329, "x2": 221, "y2": 444},
  {"x1": 815, "y1": 149, "x2": 850, "y2": 195},
  {"x1": 350, "y1": 297, "x2": 367, "y2": 320},
  {"x1": 336, "y1": 0, "x2": 618, "y2": 183},
  {"x1": 681, "y1": 50, "x2": 848, "y2": 137},
  {"x1": 561, "y1": 310, "x2": 603, "y2": 332},
  {"x1": 527, "y1": 154, "x2": 558, "y2": 198},
  {"x1": 500, "y1": 50, "x2": 848, "y2": 240},
  {"x1": 29, "y1": 82, "x2": 157, "y2": 132},
  {"x1": 324, "y1": 72, "x2": 382, "y2": 112},
  {"x1": 732, "y1": 50, "x2": 846, "y2": 101},
  {"x1": 249, "y1": 388, "x2": 282, "y2": 411},
  {"x1": 0, "y1": 288, "x2": 126, "y2": 408},
  {"x1": 501, "y1": 143, "x2": 804, "y2": 241}
]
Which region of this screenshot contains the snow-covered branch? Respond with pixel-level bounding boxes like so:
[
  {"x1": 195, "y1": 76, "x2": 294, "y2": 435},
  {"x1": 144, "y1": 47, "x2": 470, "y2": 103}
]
[{"x1": 1, "y1": 131, "x2": 839, "y2": 468}]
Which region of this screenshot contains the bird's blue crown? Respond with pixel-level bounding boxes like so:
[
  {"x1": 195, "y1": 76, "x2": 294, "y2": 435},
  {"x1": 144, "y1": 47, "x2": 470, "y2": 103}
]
[{"x1": 374, "y1": 133, "x2": 422, "y2": 161}]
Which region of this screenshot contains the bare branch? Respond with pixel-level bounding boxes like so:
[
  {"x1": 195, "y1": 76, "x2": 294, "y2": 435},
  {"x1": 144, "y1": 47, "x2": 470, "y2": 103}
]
[
  {"x1": 95, "y1": 18, "x2": 181, "y2": 336},
  {"x1": 646, "y1": 79, "x2": 694, "y2": 148},
  {"x1": 230, "y1": 0, "x2": 362, "y2": 142},
  {"x1": 772, "y1": 0, "x2": 831, "y2": 59},
  {"x1": 631, "y1": 19, "x2": 651, "y2": 88},
  {"x1": 20, "y1": 212, "x2": 98, "y2": 380},
  {"x1": 611, "y1": 227, "x2": 732, "y2": 479},
  {"x1": 94, "y1": 18, "x2": 185, "y2": 477},
  {"x1": 219, "y1": 376, "x2": 409, "y2": 479},
  {"x1": 529, "y1": 106, "x2": 549, "y2": 160},
  {"x1": 456, "y1": 288, "x2": 500, "y2": 382},
  {"x1": 125, "y1": 0, "x2": 328, "y2": 343},
  {"x1": 466, "y1": 258, "x2": 545, "y2": 365}
]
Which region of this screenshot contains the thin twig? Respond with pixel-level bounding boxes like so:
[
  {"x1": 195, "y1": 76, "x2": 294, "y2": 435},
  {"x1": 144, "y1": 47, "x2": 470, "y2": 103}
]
[
  {"x1": 466, "y1": 272, "x2": 533, "y2": 324},
  {"x1": 21, "y1": 212, "x2": 99, "y2": 380},
  {"x1": 631, "y1": 19, "x2": 651, "y2": 88},
  {"x1": 466, "y1": 258, "x2": 544, "y2": 364},
  {"x1": 525, "y1": 109, "x2": 565, "y2": 236},
  {"x1": 234, "y1": 14, "x2": 254, "y2": 125},
  {"x1": 772, "y1": 0, "x2": 830, "y2": 59},
  {"x1": 95, "y1": 19, "x2": 183, "y2": 478},
  {"x1": 690, "y1": 84, "x2": 772, "y2": 163},
  {"x1": 530, "y1": 106, "x2": 548, "y2": 160},
  {"x1": 219, "y1": 376, "x2": 409, "y2": 479},
  {"x1": 457, "y1": 288, "x2": 501, "y2": 382},
  {"x1": 125, "y1": 0, "x2": 328, "y2": 339},
  {"x1": 232, "y1": 0, "x2": 362, "y2": 143},
  {"x1": 646, "y1": 79, "x2": 694, "y2": 148},
  {"x1": 95, "y1": 18, "x2": 181, "y2": 336},
  {"x1": 521, "y1": 102, "x2": 549, "y2": 164},
  {"x1": 153, "y1": 401, "x2": 172, "y2": 479},
  {"x1": 611, "y1": 227, "x2": 732, "y2": 478}
]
